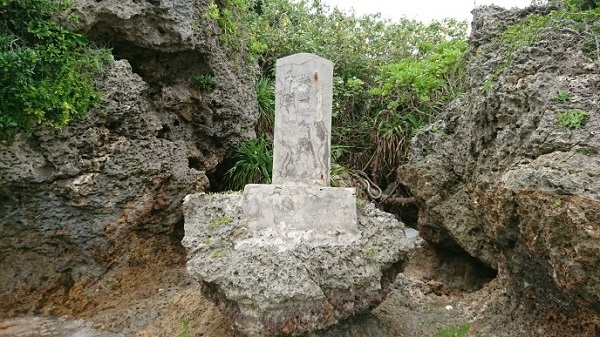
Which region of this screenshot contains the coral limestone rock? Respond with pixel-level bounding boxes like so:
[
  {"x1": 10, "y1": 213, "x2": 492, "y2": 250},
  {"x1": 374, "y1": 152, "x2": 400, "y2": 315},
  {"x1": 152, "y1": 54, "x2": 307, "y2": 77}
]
[
  {"x1": 182, "y1": 194, "x2": 409, "y2": 336},
  {"x1": 398, "y1": 4, "x2": 600, "y2": 321}
]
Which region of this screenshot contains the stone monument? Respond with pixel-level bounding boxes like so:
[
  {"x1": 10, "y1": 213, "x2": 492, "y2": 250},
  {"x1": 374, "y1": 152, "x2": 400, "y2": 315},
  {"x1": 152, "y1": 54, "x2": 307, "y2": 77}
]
[
  {"x1": 182, "y1": 53, "x2": 411, "y2": 337},
  {"x1": 243, "y1": 53, "x2": 358, "y2": 248}
]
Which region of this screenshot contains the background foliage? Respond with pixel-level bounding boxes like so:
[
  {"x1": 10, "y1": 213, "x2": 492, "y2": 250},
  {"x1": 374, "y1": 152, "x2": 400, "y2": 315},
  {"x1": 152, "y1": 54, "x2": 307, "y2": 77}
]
[
  {"x1": 218, "y1": 0, "x2": 469, "y2": 187},
  {"x1": 0, "y1": 0, "x2": 110, "y2": 142},
  {"x1": 218, "y1": 0, "x2": 599, "y2": 189}
]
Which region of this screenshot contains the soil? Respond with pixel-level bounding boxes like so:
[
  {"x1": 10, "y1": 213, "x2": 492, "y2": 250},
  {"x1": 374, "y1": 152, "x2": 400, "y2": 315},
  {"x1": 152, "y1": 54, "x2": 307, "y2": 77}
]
[{"x1": 0, "y1": 241, "x2": 595, "y2": 337}]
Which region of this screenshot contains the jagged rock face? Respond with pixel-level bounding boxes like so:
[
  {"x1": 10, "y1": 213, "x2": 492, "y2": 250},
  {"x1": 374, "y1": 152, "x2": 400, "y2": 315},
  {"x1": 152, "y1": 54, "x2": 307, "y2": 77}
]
[
  {"x1": 70, "y1": 0, "x2": 257, "y2": 153},
  {"x1": 0, "y1": 0, "x2": 257, "y2": 317},
  {"x1": 182, "y1": 194, "x2": 409, "y2": 337},
  {"x1": 398, "y1": 4, "x2": 600, "y2": 321}
]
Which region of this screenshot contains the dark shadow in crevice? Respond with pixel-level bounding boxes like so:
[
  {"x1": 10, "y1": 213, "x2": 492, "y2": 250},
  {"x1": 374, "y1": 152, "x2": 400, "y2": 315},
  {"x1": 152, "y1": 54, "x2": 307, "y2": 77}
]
[
  {"x1": 205, "y1": 156, "x2": 237, "y2": 192},
  {"x1": 86, "y1": 21, "x2": 211, "y2": 89},
  {"x1": 380, "y1": 181, "x2": 419, "y2": 229},
  {"x1": 169, "y1": 218, "x2": 187, "y2": 260},
  {"x1": 170, "y1": 218, "x2": 185, "y2": 244},
  {"x1": 157, "y1": 124, "x2": 171, "y2": 139},
  {"x1": 427, "y1": 243, "x2": 498, "y2": 293},
  {"x1": 187, "y1": 156, "x2": 203, "y2": 170}
]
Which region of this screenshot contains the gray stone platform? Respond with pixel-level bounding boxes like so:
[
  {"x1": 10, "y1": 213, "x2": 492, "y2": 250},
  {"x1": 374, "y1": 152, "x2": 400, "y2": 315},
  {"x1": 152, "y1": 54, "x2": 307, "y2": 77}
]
[
  {"x1": 182, "y1": 193, "x2": 410, "y2": 337},
  {"x1": 242, "y1": 184, "x2": 358, "y2": 249}
]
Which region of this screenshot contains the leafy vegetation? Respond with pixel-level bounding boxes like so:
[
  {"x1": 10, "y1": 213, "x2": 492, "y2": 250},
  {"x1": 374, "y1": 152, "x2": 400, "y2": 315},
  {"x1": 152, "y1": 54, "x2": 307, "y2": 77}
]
[
  {"x1": 178, "y1": 320, "x2": 191, "y2": 337},
  {"x1": 554, "y1": 90, "x2": 571, "y2": 102},
  {"x1": 579, "y1": 147, "x2": 593, "y2": 155},
  {"x1": 191, "y1": 73, "x2": 214, "y2": 91},
  {"x1": 201, "y1": 0, "x2": 256, "y2": 63},
  {"x1": 225, "y1": 136, "x2": 273, "y2": 190},
  {"x1": 209, "y1": 215, "x2": 231, "y2": 229},
  {"x1": 255, "y1": 75, "x2": 275, "y2": 137},
  {"x1": 493, "y1": 0, "x2": 600, "y2": 80},
  {"x1": 0, "y1": 0, "x2": 111, "y2": 142},
  {"x1": 437, "y1": 324, "x2": 471, "y2": 337},
  {"x1": 556, "y1": 109, "x2": 591, "y2": 129},
  {"x1": 216, "y1": 0, "x2": 468, "y2": 187}
]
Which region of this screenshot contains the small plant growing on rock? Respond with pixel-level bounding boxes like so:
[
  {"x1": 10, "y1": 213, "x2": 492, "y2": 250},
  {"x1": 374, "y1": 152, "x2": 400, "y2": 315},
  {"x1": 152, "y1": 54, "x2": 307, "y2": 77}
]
[
  {"x1": 364, "y1": 247, "x2": 378, "y2": 261},
  {"x1": 437, "y1": 324, "x2": 470, "y2": 337},
  {"x1": 191, "y1": 20, "x2": 200, "y2": 32},
  {"x1": 482, "y1": 79, "x2": 493, "y2": 93},
  {"x1": 191, "y1": 73, "x2": 214, "y2": 91},
  {"x1": 210, "y1": 215, "x2": 230, "y2": 229},
  {"x1": 211, "y1": 250, "x2": 226, "y2": 258},
  {"x1": 556, "y1": 109, "x2": 591, "y2": 129},
  {"x1": 554, "y1": 91, "x2": 572, "y2": 102},
  {"x1": 178, "y1": 320, "x2": 191, "y2": 337}
]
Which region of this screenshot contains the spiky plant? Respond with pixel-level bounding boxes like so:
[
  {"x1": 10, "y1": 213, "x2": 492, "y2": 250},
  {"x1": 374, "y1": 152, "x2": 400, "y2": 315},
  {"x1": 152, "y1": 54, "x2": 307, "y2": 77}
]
[
  {"x1": 255, "y1": 76, "x2": 275, "y2": 138},
  {"x1": 225, "y1": 137, "x2": 273, "y2": 190}
]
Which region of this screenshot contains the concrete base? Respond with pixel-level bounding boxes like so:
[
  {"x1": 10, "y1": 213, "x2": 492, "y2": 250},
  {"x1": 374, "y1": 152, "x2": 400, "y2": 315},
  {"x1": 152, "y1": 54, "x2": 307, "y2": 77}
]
[{"x1": 242, "y1": 184, "x2": 358, "y2": 248}]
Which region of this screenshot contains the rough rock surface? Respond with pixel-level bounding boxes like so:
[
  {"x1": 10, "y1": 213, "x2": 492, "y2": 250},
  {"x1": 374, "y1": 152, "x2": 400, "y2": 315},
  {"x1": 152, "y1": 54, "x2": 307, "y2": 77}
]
[
  {"x1": 67, "y1": 0, "x2": 257, "y2": 153},
  {"x1": 0, "y1": 0, "x2": 256, "y2": 317},
  {"x1": 0, "y1": 317, "x2": 123, "y2": 337},
  {"x1": 182, "y1": 193, "x2": 410, "y2": 336},
  {"x1": 397, "y1": 4, "x2": 600, "y2": 332}
]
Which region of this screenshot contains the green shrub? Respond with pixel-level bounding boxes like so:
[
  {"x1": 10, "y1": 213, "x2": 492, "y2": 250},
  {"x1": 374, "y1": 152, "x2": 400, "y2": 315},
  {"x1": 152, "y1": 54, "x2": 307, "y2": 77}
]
[
  {"x1": 0, "y1": 0, "x2": 111, "y2": 142},
  {"x1": 244, "y1": 0, "x2": 468, "y2": 183}
]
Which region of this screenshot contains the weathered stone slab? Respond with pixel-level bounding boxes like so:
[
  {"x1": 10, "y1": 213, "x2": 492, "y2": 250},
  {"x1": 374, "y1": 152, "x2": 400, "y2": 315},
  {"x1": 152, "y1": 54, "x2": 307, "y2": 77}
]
[
  {"x1": 272, "y1": 53, "x2": 333, "y2": 187},
  {"x1": 242, "y1": 184, "x2": 358, "y2": 248}
]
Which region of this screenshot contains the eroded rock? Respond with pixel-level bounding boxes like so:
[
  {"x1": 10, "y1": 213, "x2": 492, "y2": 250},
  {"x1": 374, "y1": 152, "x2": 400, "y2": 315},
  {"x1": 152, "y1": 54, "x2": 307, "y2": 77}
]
[
  {"x1": 398, "y1": 3, "x2": 600, "y2": 327},
  {"x1": 0, "y1": 317, "x2": 123, "y2": 337},
  {"x1": 0, "y1": 0, "x2": 256, "y2": 318},
  {"x1": 182, "y1": 193, "x2": 409, "y2": 336}
]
